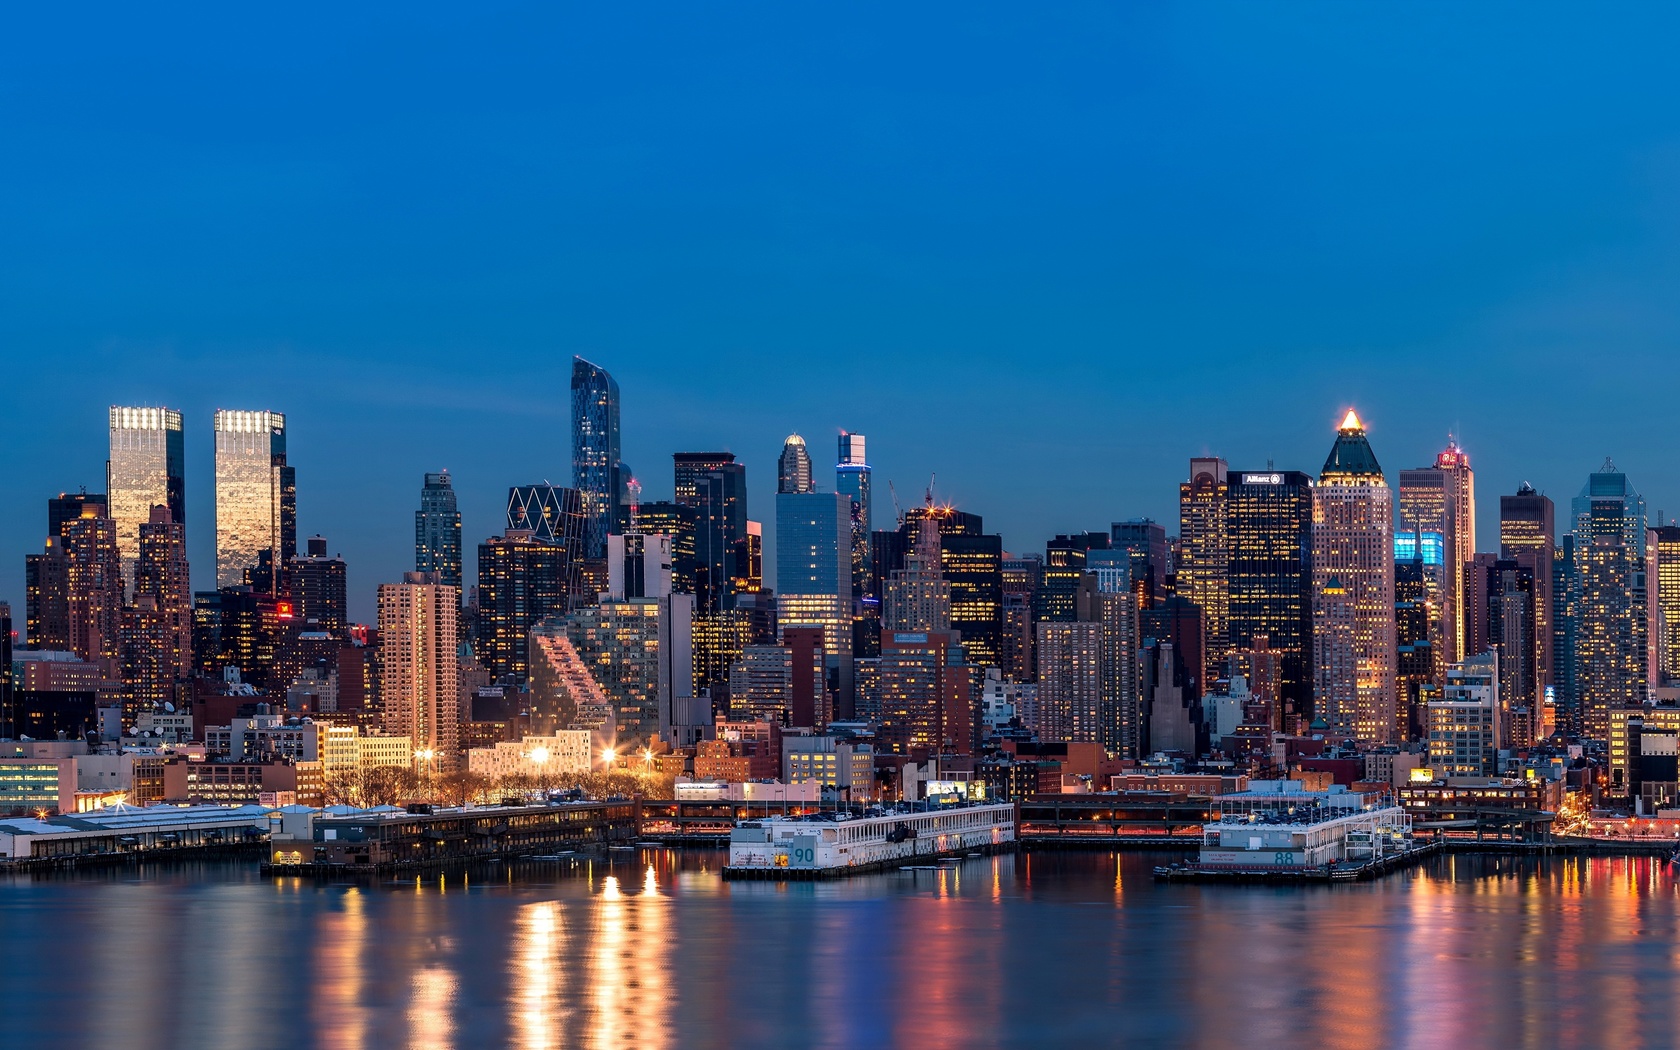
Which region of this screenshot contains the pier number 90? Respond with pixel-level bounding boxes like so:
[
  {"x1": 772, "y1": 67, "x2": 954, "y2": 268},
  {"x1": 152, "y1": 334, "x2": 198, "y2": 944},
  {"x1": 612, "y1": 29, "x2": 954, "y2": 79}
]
[{"x1": 789, "y1": 847, "x2": 815, "y2": 865}]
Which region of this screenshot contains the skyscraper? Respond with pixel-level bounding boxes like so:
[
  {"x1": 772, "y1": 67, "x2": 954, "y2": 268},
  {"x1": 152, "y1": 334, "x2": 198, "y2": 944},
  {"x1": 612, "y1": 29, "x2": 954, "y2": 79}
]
[
  {"x1": 476, "y1": 531, "x2": 573, "y2": 682},
  {"x1": 415, "y1": 470, "x2": 463, "y2": 588},
  {"x1": 775, "y1": 489, "x2": 852, "y2": 716},
  {"x1": 292, "y1": 535, "x2": 348, "y2": 636},
  {"x1": 1398, "y1": 438, "x2": 1475, "y2": 673},
  {"x1": 1178, "y1": 458, "x2": 1229, "y2": 684},
  {"x1": 1226, "y1": 469, "x2": 1315, "y2": 726},
  {"x1": 777, "y1": 434, "x2": 813, "y2": 494},
  {"x1": 379, "y1": 573, "x2": 461, "y2": 772},
  {"x1": 213, "y1": 410, "x2": 295, "y2": 590},
  {"x1": 835, "y1": 433, "x2": 872, "y2": 598},
  {"x1": 108, "y1": 406, "x2": 184, "y2": 591},
  {"x1": 25, "y1": 535, "x2": 71, "y2": 651},
  {"x1": 1110, "y1": 519, "x2": 1168, "y2": 605},
  {"x1": 1312, "y1": 410, "x2": 1395, "y2": 744},
  {"x1": 884, "y1": 513, "x2": 951, "y2": 632},
  {"x1": 673, "y1": 453, "x2": 747, "y2": 613},
  {"x1": 1572, "y1": 459, "x2": 1647, "y2": 738},
  {"x1": 1651, "y1": 524, "x2": 1680, "y2": 683},
  {"x1": 571, "y1": 356, "x2": 625, "y2": 560},
  {"x1": 1500, "y1": 482, "x2": 1555, "y2": 710},
  {"x1": 123, "y1": 505, "x2": 192, "y2": 721},
  {"x1": 1032, "y1": 621, "x2": 1102, "y2": 744},
  {"x1": 63, "y1": 504, "x2": 122, "y2": 673}
]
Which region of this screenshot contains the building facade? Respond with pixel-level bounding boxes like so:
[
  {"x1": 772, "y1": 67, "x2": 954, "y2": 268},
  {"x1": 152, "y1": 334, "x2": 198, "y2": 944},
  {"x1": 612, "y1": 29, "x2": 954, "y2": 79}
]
[
  {"x1": 107, "y1": 406, "x2": 185, "y2": 591},
  {"x1": 213, "y1": 410, "x2": 295, "y2": 591}
]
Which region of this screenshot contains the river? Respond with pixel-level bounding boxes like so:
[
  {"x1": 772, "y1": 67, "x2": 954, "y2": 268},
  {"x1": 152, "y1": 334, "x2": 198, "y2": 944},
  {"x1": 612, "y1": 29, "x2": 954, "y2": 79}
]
[{"x1": 4, "y1": 849, "x2": 1678, "y2": 1048}]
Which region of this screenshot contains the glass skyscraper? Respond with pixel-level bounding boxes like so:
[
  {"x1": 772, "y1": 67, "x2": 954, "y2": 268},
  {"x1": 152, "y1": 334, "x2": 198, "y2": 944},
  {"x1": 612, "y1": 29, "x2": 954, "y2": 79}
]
[
  {"x1": 213, "y1": 410, "x2": 294, "y2": 590},
  {"x1": 415, "y1": 470, "x2": 463, "y2": 588},
  {"x1": 1225, "y1": 468, "x2": 1315, "y2": 726},
  {"x1": 673, "y1": 452, "x2": 747, "y2": 614},
  {"x1": 835, "y1": 432, "x2": 871, "y2": 598},
  {"x1": 570, "y1": 356, "x2": 624, "y2": 560},
  {"x1": 778, "y1": 434, "x2": 813, "y2": 494},
  {"x1": 776, "y1": 490, "x2": 853, "y2": 716},
  {"x1": 108, "y1": 406, "x2": 185, "y2": 592},
  {"x1": 1571, "y1": 459, "x2": 1647, "y2": 737}
]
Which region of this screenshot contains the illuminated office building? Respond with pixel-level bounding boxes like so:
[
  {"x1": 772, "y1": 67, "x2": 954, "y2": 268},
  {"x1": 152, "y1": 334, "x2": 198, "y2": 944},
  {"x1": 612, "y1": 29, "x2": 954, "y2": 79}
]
[
  {"x1": 475, "y1": 532, "x2": 572, "y2": 682},
  {"x1": 777, "y1": 434, "x2": 813, "y2": 494},
  {"x1": 1500, "y1": 484, "x2": 1555, "y2": 706},
  {"x1": 507, "y1": 484, "x2": 588, "y2": 552},
  {"x1": 633, "y1": 501, "x2": 699, "y2": 595},
  {"x1": 1571, "y1": 460, "x2": 1648, "y2": 738},
  {"x1": 1427, "y1": 652, "x2": 1500, "y2": 777},
  {"x1": 378, "y1": 573, "x2": 461, "y2": 772},
  {"x1": 1312, "y1": 410, "x2": 1395, "y2": 744},
  {"x1": 776, "y1": 488, "x2": 853, "y2": 717},
  {"x1": 892, "y1": 505, "x2": 1003, "y2": 671},
  {"x1": 1398, "y1": 439, "x2": 1474, "y2": 674},
  {"x1": 1483, "y1": 559, "x2": 1538, "y2": 746},
  {"x1": 734, "y1": 521, "x2": 764, "y2": 594},
  {"x1": 1226, "y1": 469, "x2": 1314, "y2": 726},
  {"x1": 1034, "y1": 621, "x2": 1102, "y2": 744},
  {"x1": 835, "y1": 433, "x2": 872, "y2": 598},
  {"x1": 415, "y1": 471, "x2": 463, "y2": 588},
  {"x1": 25, "y1": 534, "x2": 72, "y2": 651},
  {"x1": 49, "y1": 492, "x2": 106, "y2": 542},
  {"x1": 1651, "y1": 524, "x2": 1680, "y2": 683},
  {"x1": 1394, "y1": 548, "x2": 1432, "y2": 741},
  {"x1": 1039, "y1": 534, "x2": 1106, "y2": 623},
  {"x1": 107, "y1": 406, "x2": 185, "y2": 592},
  {"x1": 214, "y1": 410, "x2": 295, "y2": 591},
  {"x1": 571, "y1": 356, "x2": 626, "y2": 560},
  {"x1": 1178, "y1": 458, "x2": 1229, "y2": 684}
]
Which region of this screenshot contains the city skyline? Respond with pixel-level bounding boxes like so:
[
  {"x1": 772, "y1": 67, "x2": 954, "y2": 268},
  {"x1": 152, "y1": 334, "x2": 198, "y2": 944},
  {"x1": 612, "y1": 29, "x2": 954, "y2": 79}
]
[{"x1": 2, "y1": 398, "x2": 1671, "y2": 624}]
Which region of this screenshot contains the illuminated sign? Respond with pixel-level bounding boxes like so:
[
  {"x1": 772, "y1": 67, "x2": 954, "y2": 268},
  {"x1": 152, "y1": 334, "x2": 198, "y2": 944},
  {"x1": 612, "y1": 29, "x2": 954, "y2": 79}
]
[
  {"x1": 1394, "y1": 532, "x2": 1445, "y2": 566},
  {"x1": 1240, "y1": 473, "x2": 1284, "y2": 485}
]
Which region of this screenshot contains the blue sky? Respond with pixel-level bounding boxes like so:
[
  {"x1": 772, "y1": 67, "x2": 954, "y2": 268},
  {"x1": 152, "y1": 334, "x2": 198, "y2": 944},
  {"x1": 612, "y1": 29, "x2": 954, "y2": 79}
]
[{"x1": 5, "y1": 4, "x2": 1680, "y2": 621}]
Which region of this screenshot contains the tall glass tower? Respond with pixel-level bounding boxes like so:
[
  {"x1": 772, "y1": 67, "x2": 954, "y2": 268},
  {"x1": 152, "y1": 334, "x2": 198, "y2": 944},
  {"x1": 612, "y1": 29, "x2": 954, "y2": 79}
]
[
  {"x1": 571, "y1": 356, "x2": 624, "y2": 560},
  {"x1": 835, "y1": 432, "x2": 872, "y2": 599},
  {"x1": 108, "y1": 406, "x2": 185, "y2": 592},
  {"x1": 415, "y1": 470, "x2": 463, "y2": 588},
  {"x1": 213, "y1": 410, "x2": 294, "y2": 590},
  {"x1": 1571, "y1": 459, "x2": 1647, "y2": 737},
  {"x1": 778, "y1": 435, "x2": 813, "y2": 494}
]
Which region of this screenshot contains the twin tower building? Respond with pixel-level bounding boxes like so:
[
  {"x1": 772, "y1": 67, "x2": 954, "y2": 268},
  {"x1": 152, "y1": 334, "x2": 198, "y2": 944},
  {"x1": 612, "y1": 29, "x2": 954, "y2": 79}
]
[{"x1": 107, "y1": 406, "x2": 294, "y2": 592}]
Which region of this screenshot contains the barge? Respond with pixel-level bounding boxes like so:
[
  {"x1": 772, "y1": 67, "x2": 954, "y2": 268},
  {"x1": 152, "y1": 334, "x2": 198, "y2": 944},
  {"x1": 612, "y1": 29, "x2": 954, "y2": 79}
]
[{"x1": 723, "y1": 801, "x2": 1017, "y2": 880}]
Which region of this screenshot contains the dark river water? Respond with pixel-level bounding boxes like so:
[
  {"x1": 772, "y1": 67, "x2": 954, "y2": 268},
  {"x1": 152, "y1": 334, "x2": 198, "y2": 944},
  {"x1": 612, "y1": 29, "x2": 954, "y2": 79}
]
[{"x1": 4, "y1": 849, "x2": 1679, "y2": 1049}]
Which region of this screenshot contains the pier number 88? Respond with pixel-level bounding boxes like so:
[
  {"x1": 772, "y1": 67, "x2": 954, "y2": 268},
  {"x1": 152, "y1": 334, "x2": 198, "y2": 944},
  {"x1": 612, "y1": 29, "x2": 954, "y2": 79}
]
[{"x1": 1272, "y1": 852, "x2": 1295, "y2": 865}]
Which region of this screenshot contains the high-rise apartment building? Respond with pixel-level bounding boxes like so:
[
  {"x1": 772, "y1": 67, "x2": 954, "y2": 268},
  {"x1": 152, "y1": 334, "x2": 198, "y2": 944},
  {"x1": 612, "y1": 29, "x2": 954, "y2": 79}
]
[
  {"x1": 378, "y1": 573, "x2": 461, "y2": 772},
  {"x1": 1039, "y1": 534, "x2": 1106, "y2": 623},
  {"x1": 213, "y1": 410, "x2": 295, "y2": 591},
  {"x1": 1312, "y1": 410, "x2": 1395, "y2": 744},
  {"x1": 1572, "y1": 460, "x2": 1648, "y2": 738},
  {"x1": 108, "y1": 406, "x2": 185, "y2": 592},
  {"x1": 415, "y1": 470, "x2": 463, "y2": 588},
  {"x1": 1484, "y1": 559, "x2": 1538, "y2": 746},
  {"x1": 1034, "y1": 621, "x2": 1103, "y2": 744},
  {"x1": 292, "y1": 536, "x2": 348, "y2": 636},
  {"x1": 49, "y1": 492, "x2": 107, "y2": 542},
  {"x1": 475, "y1": 531, "x2": 573, "y2": 682},
  {"x1": 835, "y1": 433, "x2": 872, "y2": 598},
  {"x1": 63, "y1": 505, "x2": 122, "y2": 673},
  {"x1": 1398, "y1": 440, "x2": 1474, "y2": 674},
  {"x1": 571, "y1": 356, "x2": 626, "y2": 560},
  {"x1": 1226, "y1": 469, "x2": 1315, "y2": 726},
  {"x1": 1178, "y1": 458, "x2": 1229, "y2": 684},
  {"x1": 1649, "y1": 524, "x2": 1680, "y2": 685},
  {"x1": 25, "y1": 533, "x2": 72, "y2": 651},
  {"x1": 122, "y1": 505, "x2": 192, "y2": 719},
  {"x1": 777, "y1": 434, "x2": 813, "y2": 495},
  {"x1": 879, "y1": 629, "x2": 971, "y2": 755}
]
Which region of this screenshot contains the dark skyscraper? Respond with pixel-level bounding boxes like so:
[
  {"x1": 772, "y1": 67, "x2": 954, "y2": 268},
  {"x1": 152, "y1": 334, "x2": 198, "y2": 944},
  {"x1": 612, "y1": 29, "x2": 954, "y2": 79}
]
[
  {"x1": 633, "y1": 501, "x2": 700, "y2": 596},
  {"x1": 293, "y1": 535, "x2": 348, "y2": 636},
  {"x1": 1501, "y1": 482, "x2": 1556, "y2": 710},
  {"x1": 124, "y1": 505, "x2": 192, "y2": 720},
  {"x1": 49, "y1": 492, "x2": 107, "y2": 542},
  {"x1": 673, "y1": 452, "x2": 747, "y2": 614},
  {"x1": 1039, "y1": 533, "x2": 1107, "y2": 624},
  {"x1": 835, "y1": 433, "x2": 872, "y2": 598},
  {"x1": 1226, "y1": 469, "x2": 1314, "y2": 727},
  {"x1": 1111, "y1": 519, "x2": 1168, "y2": 604},
  {"x1": 415, "y1": 470, "x2": 463, "y2": 588},
  {"x1": 571, "y1": 356, "x2": 625, "y2": 560},
  {"x1": 507, "y1": 484, "x2": 588, "y2": 551},
  {"x1": 476, "y1": 531, "x2": 573, "y2": 682}
]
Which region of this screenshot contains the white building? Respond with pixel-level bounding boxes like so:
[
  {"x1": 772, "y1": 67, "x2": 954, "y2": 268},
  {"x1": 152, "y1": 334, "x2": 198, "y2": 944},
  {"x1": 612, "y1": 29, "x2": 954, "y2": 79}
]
[
  {"x1": 319, "y1": 724, "x2": 415, "y2": 775},
  {"x1": 674, "y1": 779, "x2": 820, "y2": 803},
  {"x1": 1427, "y1": 651, "x2": 1500, "y2": 777},
  {"x1": 783, "y1": 735, "x2": 875, "y2": 800},
  {"x1": 466, "y1": 732, "x2": 594, "y2": 781},
  {"x1": 205, "y1": 709, "x2": 319, "y2": 763}
]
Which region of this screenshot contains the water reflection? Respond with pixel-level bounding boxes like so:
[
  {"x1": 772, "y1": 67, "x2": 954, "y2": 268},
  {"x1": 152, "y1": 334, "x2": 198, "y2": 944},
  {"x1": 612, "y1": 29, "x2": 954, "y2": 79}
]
[{"x1": 12, "y1": 852, "x2": 1680, "y2": 1048}]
